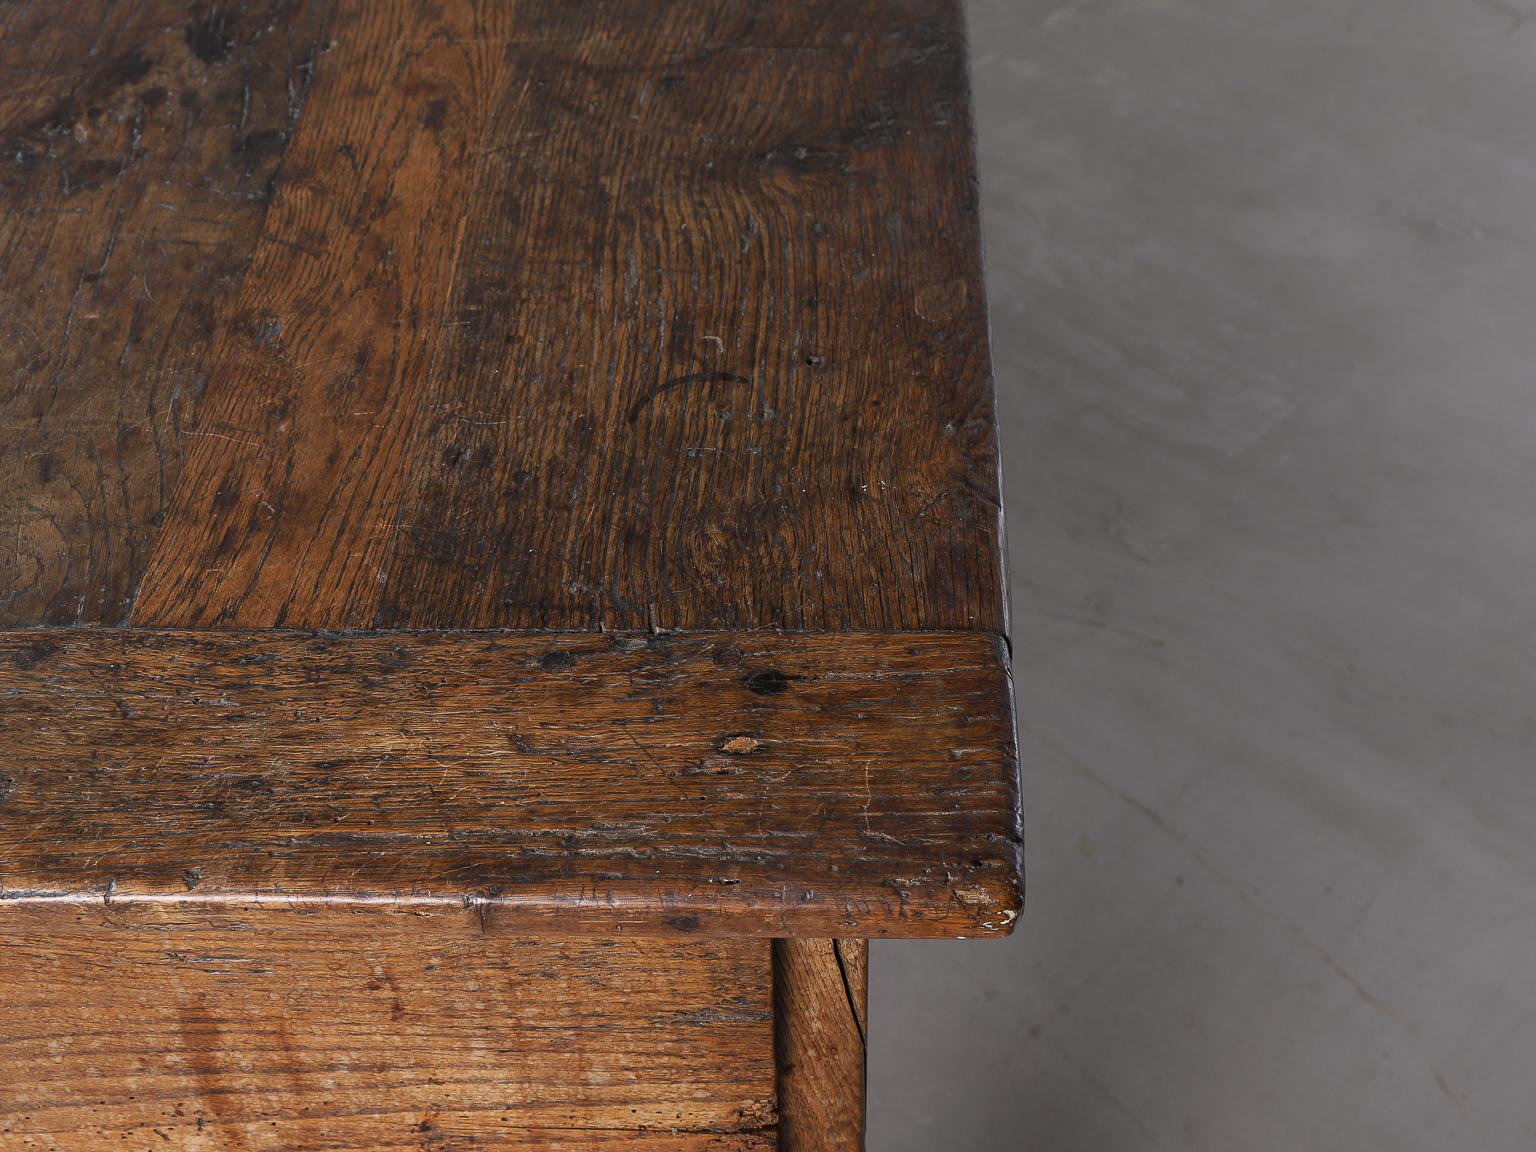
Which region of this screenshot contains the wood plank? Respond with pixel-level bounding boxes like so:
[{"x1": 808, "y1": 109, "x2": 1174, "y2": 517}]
[
  {"x1": 774, "y1": 940, "x2": 868, "y2": 1152},
  {"x1": 0, "y1": 0, "x2": 331, "y2": 626},
  {"x1": 0, "y1": 915, "x2": 775, "y2": 1148},
  {"x1": 130, "y1": 0, "x2": 524, "y2": 630},
  {"x1": 8, "y1": 1128, "x2": 772, "y2": 1152},
  {"x1": 366, "y1": 0, "x2": 1002, "y2": 634},
  {"x1": 0, "y1": 629, "x2": 1021, "y2": 938},
  {"x1": 2, "y1": 1127, "x2": 773, "y2": 1152},
  {"x1": 23, "y1": 0, "x2": 1005, "y2": 636}
]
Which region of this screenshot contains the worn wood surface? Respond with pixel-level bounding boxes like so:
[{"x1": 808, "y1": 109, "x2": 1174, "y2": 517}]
[
  {"x1": 0, "y1": 916, "x2": 775, "y2": 1148},
  {"x1": 1, "y1": 0, "x2": 1002, "y2": 636},
  {"x1": 0, "y1": 0, "x2": 1019, "y2": 930},
  {"x1": 3, "y1": 3, "x2": 1010, "y2": 1138},
  {"x1": 0, "y1": 629, "x2": 1020, "y2": 938},
  {"x1": 0, "y1": 0, "x2": 332, "y2": 627},
  {"x1": 774, "y1": 940, "x2": 868, "y2": 1152}
]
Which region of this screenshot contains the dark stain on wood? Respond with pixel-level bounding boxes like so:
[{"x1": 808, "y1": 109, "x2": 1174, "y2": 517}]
[
  {"x1": 184, "y1": 4, "x2": 237, "y2": 65},
  {"x1": 627, "y1": 370, "x2": 754, "y2": 424},
  {"x1": 744, "y1": 668, "x2": 793, "y2": 696}
]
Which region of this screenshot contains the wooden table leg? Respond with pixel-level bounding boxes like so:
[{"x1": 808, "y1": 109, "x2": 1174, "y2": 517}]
[{"x1": 774, "y1": 940, "x2": 868, "y2": 1151}]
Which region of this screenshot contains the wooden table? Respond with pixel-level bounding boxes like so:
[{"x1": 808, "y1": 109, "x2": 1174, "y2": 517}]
[{"x1": 0, "y1": 2, "x2": 1020, "y2": 1148}]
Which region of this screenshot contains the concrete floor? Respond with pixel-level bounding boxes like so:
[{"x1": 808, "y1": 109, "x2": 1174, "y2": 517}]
[{"x1": 869, "y1": 1, "x2": 1536, "y2": 1148}]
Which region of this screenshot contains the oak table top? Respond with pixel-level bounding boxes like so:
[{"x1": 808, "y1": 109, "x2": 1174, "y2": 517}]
[{"x1": 0, "y1": 1, "x2": 1018, "y2": 1147}]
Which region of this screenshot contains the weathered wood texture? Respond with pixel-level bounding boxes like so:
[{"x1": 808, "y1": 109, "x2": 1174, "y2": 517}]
[
  {"x1": 2, "y1": 0, "x2": 1002, "y2": 635},
  {"x1": 774, "y1": 940, "x2": 868, "y2": 1152},
  {"x1": 2, "y1": 1, "x2": 1009, "y2": 1145},
  {"x1": 0, "y1": 917, "x2": 775, "y2": 1149},
  {"x1": 0, "y1": 630, "x2": 1021, "y2": 938},
  {"x1": 0, "y1": 0, "x2": 331, "y2": 627}
]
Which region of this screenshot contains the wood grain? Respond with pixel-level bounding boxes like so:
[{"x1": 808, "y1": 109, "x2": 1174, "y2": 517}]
[
  {"x1": 0, "y1": 915, "x2": 775, "y2": 1148},
  {"x1": 131, "y1": 0, "x2": 523, "y2": 631},
  {"x1": 0, "y1": 0, "x2": 1006, "y2": 636},
  {"x1": 0, "y1": 0, "x2": 332, "y2": 627},
  {"x1": 0, "y1": 629, "x2": 1021, "y2": 938},
  {"x1": 774, "y1": 940, "x2": 868, "y2": 1152},
  {"x1": 364, "y1": 0, "x2": 1003, "y2": 635},
  {"x1": 2, "y1": 3, "x2": 1011, "y2": 1144}
]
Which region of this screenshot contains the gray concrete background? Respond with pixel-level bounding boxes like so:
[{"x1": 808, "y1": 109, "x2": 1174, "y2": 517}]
[{"x1": 870, "y1": 1, "x2": 1536, "y2": 1148}]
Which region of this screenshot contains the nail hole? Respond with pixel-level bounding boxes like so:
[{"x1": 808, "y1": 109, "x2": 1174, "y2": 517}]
[{"x1": 744, "y1": 669, "x2": 790, "y2": 695}]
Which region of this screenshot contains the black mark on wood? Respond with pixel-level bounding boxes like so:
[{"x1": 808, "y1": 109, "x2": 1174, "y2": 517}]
[
  {"x1": 539, "y1": 650, "x2": 576, "y2": 672},
  {"x1": 2, "y1": 642, "x2": 56, "y2": 670},
  {"x1": 626, "y1": 371, "x2": 751, "y2": 424},
  {"x1": 186, "y1": 5, "x2": 237, "y2": 65},
  {"x1": 744, "y1": 669, "x2": 791, "y2": 696}
]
